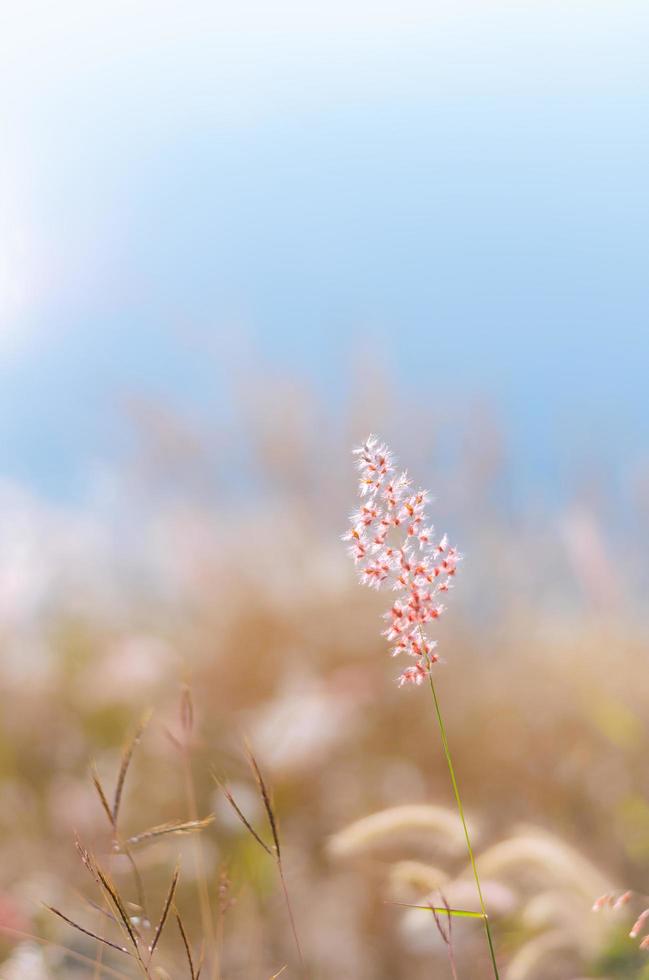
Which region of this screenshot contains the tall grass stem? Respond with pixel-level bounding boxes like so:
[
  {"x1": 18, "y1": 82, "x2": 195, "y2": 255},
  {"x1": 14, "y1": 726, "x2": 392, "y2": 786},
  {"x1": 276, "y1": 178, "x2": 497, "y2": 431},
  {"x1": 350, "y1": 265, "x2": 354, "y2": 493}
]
[{"x1": 427, "y1": 674, "x2": 500, "y2": 980}]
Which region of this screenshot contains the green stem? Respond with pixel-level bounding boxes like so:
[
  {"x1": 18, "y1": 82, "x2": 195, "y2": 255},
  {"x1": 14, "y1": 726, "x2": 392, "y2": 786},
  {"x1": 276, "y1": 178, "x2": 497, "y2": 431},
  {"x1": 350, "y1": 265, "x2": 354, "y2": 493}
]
[{"x1": 427, "y1": 673, "x2": 500, "y2": 980}]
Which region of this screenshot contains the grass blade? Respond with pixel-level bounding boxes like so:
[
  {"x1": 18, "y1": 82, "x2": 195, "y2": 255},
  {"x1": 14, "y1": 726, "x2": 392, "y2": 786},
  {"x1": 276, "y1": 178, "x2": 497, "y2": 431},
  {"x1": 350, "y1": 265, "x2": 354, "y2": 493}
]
[
  {"x1": 175, "y1": 910, "x2": 196, "y2": 980},
  {"x1": 94, "y1": 865, "x2": 140, "y2": 950},
  {"x1": 149, "y1": 866, "x2": 179, "y2": 958},
  {"x1": 112, "y1": 710, "x2": 152, "y2": 826},
  {"x1": 245, "y1": 745, "x2": 280, "y2": 858},
  {"x1": 91, "y1": 766, "x2": 116, "y2": 830},
  {"x1": 195, "y1": 940, "x2": 205, "y2": 980},
  {"x1": 45, "y1": 905, "x2": 129, "y2": 955},
  {"x1": 388, "y1": 900, "x2": 486, "y2": 919},
  {"x1": 214, "y1": 777, "x2": 272, "y2": 856}
]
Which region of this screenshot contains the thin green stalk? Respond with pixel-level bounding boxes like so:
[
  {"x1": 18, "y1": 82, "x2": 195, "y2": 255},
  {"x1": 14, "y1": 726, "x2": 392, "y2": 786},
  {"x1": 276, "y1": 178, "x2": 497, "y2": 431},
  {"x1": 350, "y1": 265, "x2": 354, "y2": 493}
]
[{"x1": 427, "y1": 673, "x2": 500, "y2": 980}]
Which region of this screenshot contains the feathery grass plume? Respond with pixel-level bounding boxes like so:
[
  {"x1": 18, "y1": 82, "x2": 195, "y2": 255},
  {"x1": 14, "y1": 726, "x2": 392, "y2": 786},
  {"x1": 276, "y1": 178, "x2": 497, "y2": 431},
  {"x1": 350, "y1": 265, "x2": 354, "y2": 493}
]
[
  {"x1": 375, "y1": 822, "x2": 618, "y2": 973},
  {"x1": 215, "y1": 747, "x2": 305, "y2": 974},
  {"x1": 327, "y1": 805, "x2": 469, "y2": 860},
  {"x1": 477, "y1": 828, "x2": 612, "y2": 900},
  {"x1": 505, "y1": 929, "x2": 579, "y2": 980},
  {"x1": 388, "y1": 860, "x2": 451, "y2": 901},
  {"x1": 344, "y1": 435, "x2": 500, "y2": 978},
  {"x1": 344, "y1": 434, "x2": 458, "y2": 687}
]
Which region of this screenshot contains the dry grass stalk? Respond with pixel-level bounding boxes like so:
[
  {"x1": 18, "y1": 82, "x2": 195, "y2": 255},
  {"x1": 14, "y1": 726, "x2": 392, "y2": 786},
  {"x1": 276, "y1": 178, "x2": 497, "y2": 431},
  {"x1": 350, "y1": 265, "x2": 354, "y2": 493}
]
[
  {"x1": 216, "y1": 746, "x2": 306, "y2": 973},
  {"x1": 245, "y1": 742, "x2": 281, "y2": 860},
  {"x1": 91, "y1": 714, "x2": 153, "y2": 918},
  {"x1": 126, "y1": 816, "x2": 214, "y2": 847},
  {"x1": 148, "y1": 865, "x2": 179, "y2": 960},
  {"x1": 48, "y1": 715, "x2": 216, "y2": 979},
  {"x1": 216, "y1": 777, "x2": 273, "y2": 856},
  {"x1": 44, "y1": 905, "x2": 129, "y2": 955},
  {"x1": 64, "y1": 839, "x2": 152, "y2": 977},
  {"x1": 175, "y1": 684, "x2": 220, "y2": 980},
  {"x1": 113, "y1": 710, "x2": 153, "y2": 826},
  {"x1": 327, "y1": 804, "x2": 468, "y2": 860},
  {"x1": 175, "y1": 909, "x2": 198, "y2": 980}
]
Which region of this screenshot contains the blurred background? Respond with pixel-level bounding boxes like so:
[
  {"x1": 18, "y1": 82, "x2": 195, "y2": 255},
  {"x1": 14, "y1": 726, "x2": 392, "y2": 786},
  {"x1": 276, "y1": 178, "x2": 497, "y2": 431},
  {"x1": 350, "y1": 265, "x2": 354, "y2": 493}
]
[{"x1": 1, "y1": 2, "x2": 649, "y2": 977}]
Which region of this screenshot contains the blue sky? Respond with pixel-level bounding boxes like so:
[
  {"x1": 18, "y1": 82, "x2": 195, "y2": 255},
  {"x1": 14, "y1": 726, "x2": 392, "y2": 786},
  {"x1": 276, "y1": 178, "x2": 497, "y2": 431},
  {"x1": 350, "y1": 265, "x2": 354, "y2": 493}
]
[{"x1": 1, "y1": 1, "x2": 648, "y2": 499}]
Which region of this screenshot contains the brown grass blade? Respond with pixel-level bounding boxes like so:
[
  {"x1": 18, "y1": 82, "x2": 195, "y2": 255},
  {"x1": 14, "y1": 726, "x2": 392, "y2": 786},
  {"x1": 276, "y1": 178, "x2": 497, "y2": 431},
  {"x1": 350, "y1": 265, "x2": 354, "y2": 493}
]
[
  {"x1": 75, "y1": 835, "x2": 100, "y2": 882},
  {"x1": 45, "y1": 905, "x2": 130, "y2": 955},
  {"x1": 112, "y1": 709, "x2": 152, "y2": 825},
  {"x1": 94, "y1": 865, "x2": 140, "y2": 951},
  {"x1": 149, "y1": 865, "x2": 179, "y2": 958},
  {"x1": 195, "y1": 940, "x2": 205, "y2": 980},
  {"x1": 126, "y1": 816, "x2": 214, "y2": 847},
  {"x1": 214, "y1": 777, "x2": 272, "y2": 856},
  {"x1": 245, "y1": 744, "x2": 281, "y2": 859},
  {"x1": 121, "y1": 848, "x2": 147, "y2": 921},
  {"x1": 175, "y1": 910, "x2": 196, "y2": 980},
  {"x1": 91, "y1": 765, "x2": 116, "y2": 830},
  {"x1": 74, "y1": 837, "x2": 143, "y2": 944}
]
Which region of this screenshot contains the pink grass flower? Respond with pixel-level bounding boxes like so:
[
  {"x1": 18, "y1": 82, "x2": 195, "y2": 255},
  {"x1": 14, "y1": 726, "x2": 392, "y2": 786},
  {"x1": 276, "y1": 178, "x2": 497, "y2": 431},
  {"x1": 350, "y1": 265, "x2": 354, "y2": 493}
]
[
  {"x1": 630, "y1": 909, "x2": 649, "y2": 939},
  {"x1": 344, "y1": 435, "x2": 460, "y2": 687},
  {"x1": 592, "y1": 889, "x2": 649, "y2": 952},
  {"x1": 592, "y1": 894, "x2": 614, "y2": 911}
]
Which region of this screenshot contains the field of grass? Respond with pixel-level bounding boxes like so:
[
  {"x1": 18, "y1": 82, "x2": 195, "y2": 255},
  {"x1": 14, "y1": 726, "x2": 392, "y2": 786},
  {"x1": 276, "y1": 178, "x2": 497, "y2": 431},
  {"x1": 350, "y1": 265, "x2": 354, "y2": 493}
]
[{"x1": 0, "y1": 410, "x2": 647, "y2": 979}]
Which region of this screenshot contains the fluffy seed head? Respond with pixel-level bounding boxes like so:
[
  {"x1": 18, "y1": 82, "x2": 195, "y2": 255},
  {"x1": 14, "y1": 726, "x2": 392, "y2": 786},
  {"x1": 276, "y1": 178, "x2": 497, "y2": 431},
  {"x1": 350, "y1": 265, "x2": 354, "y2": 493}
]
[{"x1": 344, "y1": 435, "x2": 460, "y2": 687}]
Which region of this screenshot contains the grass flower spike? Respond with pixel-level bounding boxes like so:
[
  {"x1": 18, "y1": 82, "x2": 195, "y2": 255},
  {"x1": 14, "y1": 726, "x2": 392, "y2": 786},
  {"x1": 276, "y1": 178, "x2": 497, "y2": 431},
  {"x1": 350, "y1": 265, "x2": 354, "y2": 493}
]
[
  {"x1": 344, "y1": 434, "x2": 460, "y2": 688},
  {"x1": 344, "y1": 435, "x2": 500, "y2": 979}
]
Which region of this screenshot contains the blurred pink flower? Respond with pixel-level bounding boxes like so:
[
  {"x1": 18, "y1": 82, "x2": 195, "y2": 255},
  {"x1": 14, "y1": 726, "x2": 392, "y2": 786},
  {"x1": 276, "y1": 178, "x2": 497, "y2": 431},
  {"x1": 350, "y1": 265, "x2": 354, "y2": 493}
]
[
  {"x1": 593, "y1": 889, "x2": 649, "y2": 952},
  {"x1": 344, "y1": 435, "x2": 460, "y2": 687}
]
